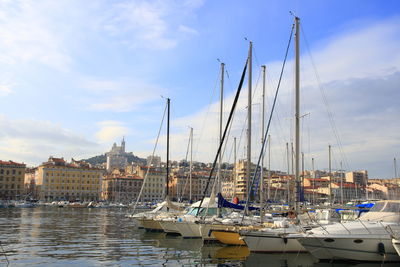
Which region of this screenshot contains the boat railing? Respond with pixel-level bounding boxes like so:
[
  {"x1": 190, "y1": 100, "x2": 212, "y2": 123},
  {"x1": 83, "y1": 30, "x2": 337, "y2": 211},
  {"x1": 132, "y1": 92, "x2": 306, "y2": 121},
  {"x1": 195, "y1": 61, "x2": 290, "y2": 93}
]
[{"x1": 357, "y1": 218, "x2": 372, "y2": 234}]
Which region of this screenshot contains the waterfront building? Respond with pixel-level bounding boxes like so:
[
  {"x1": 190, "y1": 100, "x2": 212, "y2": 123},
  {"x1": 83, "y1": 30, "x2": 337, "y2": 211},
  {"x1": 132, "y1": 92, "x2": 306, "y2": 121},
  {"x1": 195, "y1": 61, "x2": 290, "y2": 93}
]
[
  {"x1": 136, "y1": 165, "x2": 165, "y2": 202},
  {"x1": 0, "y1": 160, "x2": 26, "y2": 200},
  {"x1": 169, "y1": 169, "x2": 213, "y2": 201},
  {"x1": 345, "y1": 170, "x2": 368, "y2": 185},
  {"x1": 106, "y1": 137, "x2": 128, "y2": 172},
  {"x1": 221, "y1": 177, "x2": 235, "y2": 199},
  {"x1": 331, "y1": 182, "x2": 363, "y2": 203},
  {"x1": 24, "y1": 168, "x2": 38, "y2": 199},
  {"x1": 101, "y1": 169, "x2": 143, "y2": 203},
  {"x1": 36, "y1": 157, "x2": 102, "y2": 201},
  {"x1": 147, "y1": 155, "x2": 161, "y2": 167},
  {"x1": 234, "y1": 160, "x2": 257, "y2": 201},
  {"x1": 369, "y1": 182, "x2": 400, "y2": 200}
]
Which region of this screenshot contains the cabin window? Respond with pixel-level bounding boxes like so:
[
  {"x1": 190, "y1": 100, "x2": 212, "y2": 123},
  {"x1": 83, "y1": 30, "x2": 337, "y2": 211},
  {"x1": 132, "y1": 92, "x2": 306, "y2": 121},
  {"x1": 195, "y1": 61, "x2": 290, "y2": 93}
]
[
  {"x1": 354, "y1": 239, "x2": 363, "y2": 244},
  {"x1": 324, "y1": 238, "x2": 335, "y2": 243}
]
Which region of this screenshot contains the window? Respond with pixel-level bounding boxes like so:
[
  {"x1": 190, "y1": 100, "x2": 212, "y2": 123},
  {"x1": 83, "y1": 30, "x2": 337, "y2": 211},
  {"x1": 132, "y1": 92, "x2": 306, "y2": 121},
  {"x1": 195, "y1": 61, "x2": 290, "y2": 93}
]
[{"x1": 12, "y1": 170, "x2": 16, "y2": 174}]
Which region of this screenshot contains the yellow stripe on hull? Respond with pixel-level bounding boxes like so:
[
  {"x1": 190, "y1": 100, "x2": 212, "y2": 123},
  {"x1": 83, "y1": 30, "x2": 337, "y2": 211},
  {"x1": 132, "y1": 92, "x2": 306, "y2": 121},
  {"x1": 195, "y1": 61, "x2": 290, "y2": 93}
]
[{"x1": 212, "y1": 230, "x2": 246, "y2": 245}]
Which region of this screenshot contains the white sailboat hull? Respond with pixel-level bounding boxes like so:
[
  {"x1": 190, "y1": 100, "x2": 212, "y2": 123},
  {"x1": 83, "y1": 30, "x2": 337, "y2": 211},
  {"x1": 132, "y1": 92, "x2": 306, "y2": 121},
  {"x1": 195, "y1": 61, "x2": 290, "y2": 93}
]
[
  {"x1": 199, "y1": 223, "x2": 217, "y2": 241},
  {"x1": 242, "y1": 231, "x2": 306, "y2": 253},
  {"x1": 141, "y1": 218, "x2": 164, "y2": 231},
  {"x1": 299, "y1": 235, "x2": 400, "y2": 262},
  {"x1": 175, "y1": 221, "x2": 202, "y2": 238},
  {"x1": 159, "y1": 220, "x2": 180, "y2": 234}
]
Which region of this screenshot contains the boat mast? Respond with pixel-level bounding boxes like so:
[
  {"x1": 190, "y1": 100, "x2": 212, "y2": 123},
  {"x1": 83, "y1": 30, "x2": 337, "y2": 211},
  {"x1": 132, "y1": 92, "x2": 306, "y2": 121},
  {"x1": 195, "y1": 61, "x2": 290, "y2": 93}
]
[
  {"x1": 247, "y1": 41, "x2": 252, "y2": 202},
  {"x1": 234, "y1": 137, "x2": 237, "y2": 198},
  {"x1": 217, "y1": 62, "x2": 224, "y2": 217},
  {"x1": 286, "y1": 142, "x2": 290, "y2": 204},
  {"x1": 294, "y1": 17, "x2": 301, "y2": 213},
  {"x1": 394, "y1": 157, "x2": 398, "y2": 178},
  {"x1": 190, "y1": 127, "x2": 193, "y2": 201},
  {"x1": 329, "y1": 144, "x2": 332, "y2": 204},
  {"x1": 260, "y1": 65, "x2": 266, "y2": 223},
  {"x1": 218, "y1": 62, "x2": 224, "y2": 196},
  {"x1": 312, "y1": 157, "x2": 315, "y2": 204},
  {"x1": 268, "y1": 135, "x2": 271, "y2": 200},
  {"x1": 166, "y1": 98, "x2": 170, "y2": 198},
  {"x1": 301, "y1": 152, "x2": 304, "y2": 202},
  {"x1": 340, "y1": 161, "x2": 344, "y2": 205}
]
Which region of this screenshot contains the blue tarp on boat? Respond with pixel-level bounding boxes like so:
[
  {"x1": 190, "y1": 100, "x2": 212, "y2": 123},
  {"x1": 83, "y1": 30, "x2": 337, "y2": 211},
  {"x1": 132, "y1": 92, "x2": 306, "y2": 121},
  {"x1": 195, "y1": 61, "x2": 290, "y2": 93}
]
[{"x1": 217, "y1": 193, "x2": 259, "y2": 211}]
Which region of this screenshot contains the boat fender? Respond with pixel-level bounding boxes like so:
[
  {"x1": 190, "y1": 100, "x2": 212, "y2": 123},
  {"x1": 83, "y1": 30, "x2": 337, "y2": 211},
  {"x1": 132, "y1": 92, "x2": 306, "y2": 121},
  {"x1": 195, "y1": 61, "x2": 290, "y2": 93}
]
[
  {"x1": 208, "y1": 230, "x2": 212, "y2": 237},
  {"x1": 378, "y1": 242, "x2": 385, "y2": 256},
  {"x1": 283, "y1": 237, "x2": 288, "y2": 244}
]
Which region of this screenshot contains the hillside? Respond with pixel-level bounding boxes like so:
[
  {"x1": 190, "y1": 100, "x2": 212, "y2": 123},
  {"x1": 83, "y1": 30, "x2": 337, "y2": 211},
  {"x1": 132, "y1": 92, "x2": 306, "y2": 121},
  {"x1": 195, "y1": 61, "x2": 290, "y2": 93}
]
[{"x1": 83, "y1": 152, "x2": 146, "y2": 166}]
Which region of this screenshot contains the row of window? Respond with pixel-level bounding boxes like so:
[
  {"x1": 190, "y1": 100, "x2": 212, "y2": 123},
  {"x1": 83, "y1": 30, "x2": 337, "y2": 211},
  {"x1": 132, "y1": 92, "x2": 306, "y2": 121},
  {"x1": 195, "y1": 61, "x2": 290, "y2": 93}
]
[
  {"x1": 0, "y1": 177, "x2": 22, "y2": 182},
  {"x1": 108, "y1": 182, "x2": 142, "y2": 187},
  {"x1": 45, "y1": 172, "x2": 100, "y2": 178},
  {"x1": 45, "y1": 186, "x2": 100, "y2": 190},
  {"x1": 44, "y1": 179, "x2": 100, "y2": 184},
  {"x1": 0, "y1": 169, "x2": 22, "y2": 175},
  {"x1": 0, "y1": 184, "x2": 21, "y2": 189}
]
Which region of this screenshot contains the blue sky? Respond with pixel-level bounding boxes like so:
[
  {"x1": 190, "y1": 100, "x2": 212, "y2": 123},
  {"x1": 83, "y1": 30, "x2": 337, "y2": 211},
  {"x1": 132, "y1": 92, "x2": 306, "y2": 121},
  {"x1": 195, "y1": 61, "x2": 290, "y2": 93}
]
[{"x1": 0, "y1": 0, "x2": 399, "y2": 179}]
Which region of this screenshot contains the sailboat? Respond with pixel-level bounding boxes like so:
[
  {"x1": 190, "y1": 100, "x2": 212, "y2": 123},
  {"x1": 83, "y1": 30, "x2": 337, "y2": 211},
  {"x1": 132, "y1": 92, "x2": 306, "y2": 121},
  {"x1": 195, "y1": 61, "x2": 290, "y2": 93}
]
[
  {"x1": 239, "y1": 16, "x2": 310, "y2": 253},
  {"x1": 130, "y1": 98, "x2": 186, "y2": 231},
  {"x1": 172, "y1": 62, "x2": 229, "y2": 240},
  {"x1": 211, "y1": 59, "x2": 273, "y2": 246},
  {"x1": 296, "y1": 200, "x2": 400, "y2": 261}
]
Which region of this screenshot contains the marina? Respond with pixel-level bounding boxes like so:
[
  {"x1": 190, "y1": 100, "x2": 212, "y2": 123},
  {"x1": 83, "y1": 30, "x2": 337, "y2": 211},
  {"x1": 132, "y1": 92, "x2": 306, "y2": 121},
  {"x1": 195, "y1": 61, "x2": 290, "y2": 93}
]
[
  {"x1": 0, "y1": 1, "x2": 399, "y2": 267},
  {"x1": 1, "y1": 205, "x2": 400, "y2": 266}
]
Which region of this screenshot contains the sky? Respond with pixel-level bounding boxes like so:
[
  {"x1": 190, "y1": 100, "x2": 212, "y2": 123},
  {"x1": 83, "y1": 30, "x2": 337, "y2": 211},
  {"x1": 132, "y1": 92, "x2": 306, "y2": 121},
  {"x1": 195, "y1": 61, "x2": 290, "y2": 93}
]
[{"x1": 0, "y1": 0, "x2": 399, "y2": 179}]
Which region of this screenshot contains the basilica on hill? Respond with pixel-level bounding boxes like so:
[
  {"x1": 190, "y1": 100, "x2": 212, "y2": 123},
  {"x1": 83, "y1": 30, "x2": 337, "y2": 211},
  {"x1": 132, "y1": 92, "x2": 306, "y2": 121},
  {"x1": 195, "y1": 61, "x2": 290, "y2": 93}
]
[{"x1": 106, "y1": 137, "x2": 128, "y2": 172}]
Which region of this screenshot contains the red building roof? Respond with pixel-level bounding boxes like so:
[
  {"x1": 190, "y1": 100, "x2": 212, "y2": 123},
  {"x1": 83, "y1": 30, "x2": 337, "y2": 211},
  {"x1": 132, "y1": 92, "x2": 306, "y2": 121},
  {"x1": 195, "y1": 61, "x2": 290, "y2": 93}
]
[{"x1": 0, "y1": 160, "x2": 25, "y2": 167}]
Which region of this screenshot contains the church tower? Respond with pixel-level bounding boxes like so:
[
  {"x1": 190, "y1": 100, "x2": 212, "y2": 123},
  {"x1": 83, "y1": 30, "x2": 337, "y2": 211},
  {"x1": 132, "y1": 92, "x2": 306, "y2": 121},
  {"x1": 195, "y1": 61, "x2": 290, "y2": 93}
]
[{"x1": 121, "y1": 136, "x2": 126, "y2": 153}]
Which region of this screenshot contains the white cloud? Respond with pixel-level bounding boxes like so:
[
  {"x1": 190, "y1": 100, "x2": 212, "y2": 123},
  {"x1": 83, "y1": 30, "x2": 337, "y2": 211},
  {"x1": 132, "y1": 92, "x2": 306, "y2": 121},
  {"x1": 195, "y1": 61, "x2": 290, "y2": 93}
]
[
  {"x1": 102, "y1": 0, "x2": 203, "y2": 50},
  {"x1": 0, "y1": 0, "x2": 72, "y2": 70},
  {"x1": 166, "y1": 17, "x2": 400, "y2": 178},
  {"x1": 95, "y1": 121, "x2": 130, "y2": 143},
  {"x1": 82, "y1": 77, "x2": 164, "y2": 112},
  {"x1": 0, "y1": 84, "x2": 12, "y2": 96},
  {"x1": 0, "y1": 115, "x2": 98, "y2": 165},
  {"x1": 178, "y1": 25, "x2": 198, "y2": 35}
]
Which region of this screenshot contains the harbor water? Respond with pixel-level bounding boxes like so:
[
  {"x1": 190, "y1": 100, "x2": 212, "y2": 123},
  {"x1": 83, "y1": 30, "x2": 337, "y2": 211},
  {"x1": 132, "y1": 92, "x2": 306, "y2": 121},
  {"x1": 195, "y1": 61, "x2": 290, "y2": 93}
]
[{"x1": 0, "y1": 207, "x2": 396, "y2": 266}]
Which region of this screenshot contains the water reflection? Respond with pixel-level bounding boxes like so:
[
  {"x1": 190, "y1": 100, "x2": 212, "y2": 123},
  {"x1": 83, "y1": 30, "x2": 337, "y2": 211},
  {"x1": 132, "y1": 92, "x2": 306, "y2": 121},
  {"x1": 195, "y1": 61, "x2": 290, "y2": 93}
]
[{"x1": 1, "y1": 207, "x2": 397, "y2": 266}]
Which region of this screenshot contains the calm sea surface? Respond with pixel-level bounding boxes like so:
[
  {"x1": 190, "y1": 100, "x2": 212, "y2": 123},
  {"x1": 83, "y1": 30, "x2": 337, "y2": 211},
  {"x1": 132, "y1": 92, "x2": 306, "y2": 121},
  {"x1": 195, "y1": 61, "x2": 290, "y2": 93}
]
[{"x1": 0, "y1": 207, "x2": 393, "y2": 267}]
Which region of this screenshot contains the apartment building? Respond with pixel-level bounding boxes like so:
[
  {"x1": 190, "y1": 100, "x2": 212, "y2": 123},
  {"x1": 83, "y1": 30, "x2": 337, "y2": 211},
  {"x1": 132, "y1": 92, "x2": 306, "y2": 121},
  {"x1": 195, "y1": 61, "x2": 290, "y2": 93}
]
[
  {"x1": 136, "y1": 166, "x2": 166, "y2": 202},
  {"x1": 102, "y1": 170, "x2": 143, "y2": 203},
  {"x1": 36, "y1": 157, "x2": 102, "y2": 201},
  {"x1": 0, "y1": 160, "x2": 26, "y2": 199}
]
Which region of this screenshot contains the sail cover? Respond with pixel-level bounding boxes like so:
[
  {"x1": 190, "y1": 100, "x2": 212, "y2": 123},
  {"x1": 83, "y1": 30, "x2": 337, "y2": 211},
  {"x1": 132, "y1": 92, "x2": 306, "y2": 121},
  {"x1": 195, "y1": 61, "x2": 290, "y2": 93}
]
[{"x1": 217, "y1": 193, "x2": 259, "y2": 211}]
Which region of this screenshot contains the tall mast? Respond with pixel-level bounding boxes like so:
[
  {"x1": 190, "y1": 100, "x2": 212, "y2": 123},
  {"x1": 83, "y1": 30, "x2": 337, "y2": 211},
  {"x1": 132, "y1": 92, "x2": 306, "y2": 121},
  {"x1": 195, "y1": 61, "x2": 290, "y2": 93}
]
[
  {"x1": 260, "y1": 65, "x2": 266, "y2": 223},
  {"x1": 340, "y1": 161, "x2": 344, "y2": 205},
  {"x1": 190, "y1": 127, "x2": 193, "y2": 201},
  {"x1": 294, "y1": 17, "x2": 301, "y2": 213},
  {"x1": 395, "y1": 157, "x2": 398, "y2": 178},
  {"x1": 217, "y1": 62, "x2": 224, "y2": 217},
  {"x1": 247, "y1": 41, "x2": 253, "y2": 201},
  {"x1": 166, "y1": 98, "x2": 170, "y2": 198},
  {"x1": 312, "y1": 157, "x2": 315, "y2": 204},
  {"x1": 286, "y1": 142, "x2": 290, "y2": 204},
  {"x1": 218, "y1": 62, "x2": 224, "y2": 195},
  {"x1": 268, "y1": 135, "x2": 271, "y2": 200},
  {"x1": 301, "y1": 151, "x2": 304, "y2": 201},
  {"x1": 234, "y1": 137, "x2": 237, "y2": 198},
  {"x1": 329, "y1": 144, "x2": 332, "y2": 204}
]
